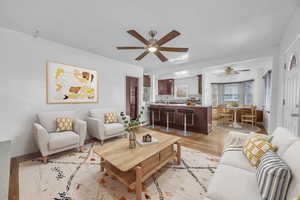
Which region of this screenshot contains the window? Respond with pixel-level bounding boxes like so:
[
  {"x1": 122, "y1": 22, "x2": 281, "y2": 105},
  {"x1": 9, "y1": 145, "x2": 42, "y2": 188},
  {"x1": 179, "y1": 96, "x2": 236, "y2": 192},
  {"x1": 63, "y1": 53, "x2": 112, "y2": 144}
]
[
  {"x1": 263, "y1": 70, "x2": 272, "y2": 111},
  {"x1": 224, "y1": 84, "x2": 239, "y2": 102},
  {"x1": 211, "y1": 80, "x2": 254, "y2": 106}
]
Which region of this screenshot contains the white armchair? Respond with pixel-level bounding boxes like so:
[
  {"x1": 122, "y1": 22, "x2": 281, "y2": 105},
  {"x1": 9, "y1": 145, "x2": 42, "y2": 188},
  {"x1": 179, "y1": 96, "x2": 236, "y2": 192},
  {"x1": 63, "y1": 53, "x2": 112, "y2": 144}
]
[
  {"x1": 33, "y1": 111, "x2": 87, "y2": 162},
  {"x1": 86, "y1": 109, "x2": 129, "y2": 144}
]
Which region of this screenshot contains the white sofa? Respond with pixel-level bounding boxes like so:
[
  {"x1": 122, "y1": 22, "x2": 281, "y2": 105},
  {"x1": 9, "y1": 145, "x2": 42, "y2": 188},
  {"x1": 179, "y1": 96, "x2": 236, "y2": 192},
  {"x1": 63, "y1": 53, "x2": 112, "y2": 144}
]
[
  {"x1": 86, "y1": 109, "x2": 130, "y2": 144},
  {"x1": 208, "y1": 127, "x2": 300, "y2": 200},
  {"x1": 33, "y1": 111, "x2": 87, "y2": 162}
]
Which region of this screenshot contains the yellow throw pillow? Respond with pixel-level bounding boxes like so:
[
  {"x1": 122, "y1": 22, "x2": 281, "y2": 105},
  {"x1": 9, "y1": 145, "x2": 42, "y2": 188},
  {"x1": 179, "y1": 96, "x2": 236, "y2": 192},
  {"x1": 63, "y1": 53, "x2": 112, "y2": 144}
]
[
  {"x1": 56, "y1": 117, "x2": 73, "y2": 132},
  {"x1": 243, "y1": 136, "x2": 276, "y2": 167},
  {"x1": 105, "y1": 112, "x2": 118, "y2": 124}
]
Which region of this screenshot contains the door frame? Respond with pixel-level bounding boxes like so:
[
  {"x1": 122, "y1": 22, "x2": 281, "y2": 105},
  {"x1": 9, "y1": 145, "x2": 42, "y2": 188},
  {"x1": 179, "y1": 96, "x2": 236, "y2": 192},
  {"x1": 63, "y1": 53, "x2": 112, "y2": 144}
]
[{"x1": 126, "y1": 76, "x2": 139, "y2": 120}]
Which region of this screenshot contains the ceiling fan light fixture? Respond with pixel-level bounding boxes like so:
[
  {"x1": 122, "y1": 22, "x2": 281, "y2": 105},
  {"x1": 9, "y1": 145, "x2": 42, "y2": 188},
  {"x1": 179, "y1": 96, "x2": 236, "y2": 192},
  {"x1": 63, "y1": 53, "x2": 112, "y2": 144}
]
[{"x1": 148, "y1": 46, "x2": 157, "y2": 52}]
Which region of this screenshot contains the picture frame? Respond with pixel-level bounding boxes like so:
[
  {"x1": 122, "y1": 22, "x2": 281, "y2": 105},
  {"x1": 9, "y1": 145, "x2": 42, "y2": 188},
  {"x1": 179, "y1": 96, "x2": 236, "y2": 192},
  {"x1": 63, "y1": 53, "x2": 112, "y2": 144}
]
[
  {"x1": 46, "y1": 61, "x2": 99, "y2": 104},
  {"x1": 175, "y1": 84, "x2": 189, "y2": 98}
]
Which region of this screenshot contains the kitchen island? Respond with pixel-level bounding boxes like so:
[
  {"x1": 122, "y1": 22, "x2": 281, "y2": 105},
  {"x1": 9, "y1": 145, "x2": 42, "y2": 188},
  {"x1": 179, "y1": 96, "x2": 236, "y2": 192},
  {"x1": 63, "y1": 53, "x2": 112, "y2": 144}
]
[{"x1": 149, "y1": 104, "x2": 212, "y2": 134}]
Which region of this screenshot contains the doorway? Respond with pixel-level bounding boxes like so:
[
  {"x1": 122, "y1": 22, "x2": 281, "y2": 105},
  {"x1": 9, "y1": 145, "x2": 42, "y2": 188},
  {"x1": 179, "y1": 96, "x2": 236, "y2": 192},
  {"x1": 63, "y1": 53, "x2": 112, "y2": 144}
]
[
  {"x1": 126, "y1": 76, "x2": 139, "y2": 120},
  {"x1": 282, "y1": 49, "x2": 300, "y2": 136}
]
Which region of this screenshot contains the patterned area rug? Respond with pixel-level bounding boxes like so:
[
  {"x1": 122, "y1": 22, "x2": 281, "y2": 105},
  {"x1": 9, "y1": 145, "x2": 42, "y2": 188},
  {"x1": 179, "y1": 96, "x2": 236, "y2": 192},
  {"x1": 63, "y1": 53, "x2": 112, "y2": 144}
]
[{"x1": 19, "y1": 143, "x2": 219, "y2": 200}]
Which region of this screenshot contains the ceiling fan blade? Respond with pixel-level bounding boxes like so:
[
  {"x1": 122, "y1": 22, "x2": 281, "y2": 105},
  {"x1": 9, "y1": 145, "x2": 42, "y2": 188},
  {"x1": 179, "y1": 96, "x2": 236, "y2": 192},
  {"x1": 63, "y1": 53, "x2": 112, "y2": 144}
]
[
  {"x1": 156, "y1": 30, "x2": 181, "y2": 46},
  {"x1": 154, "y1": 51, "x2": 168, "y2": 62},
  {"x1": 159, "y1": 47, "x2": 189, "y2": 52},
  {"x1": 236, "y1": 69, "x2": 250, "y2": 72},
  {"x1": 135, "y1": 51, "x2": 149, "y2": 61},
  {"x1": 127, "y1": 30, "x2": 149, "y2": 45},
  {"x1": 116, "y1": 46, "x2": 145, "y2": 50}
]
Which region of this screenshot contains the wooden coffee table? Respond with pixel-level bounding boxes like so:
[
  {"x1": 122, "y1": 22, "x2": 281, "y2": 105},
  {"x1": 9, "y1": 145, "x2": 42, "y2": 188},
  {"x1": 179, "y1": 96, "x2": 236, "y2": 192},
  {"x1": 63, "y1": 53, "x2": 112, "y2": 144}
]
[{"x1": 94, "y1": 130, "x2": 181, "y2": 200}]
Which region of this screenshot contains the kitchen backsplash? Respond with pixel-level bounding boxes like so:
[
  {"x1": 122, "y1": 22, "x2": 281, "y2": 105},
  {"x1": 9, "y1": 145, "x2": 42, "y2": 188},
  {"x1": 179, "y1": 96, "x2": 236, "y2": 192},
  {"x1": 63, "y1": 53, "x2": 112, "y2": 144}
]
[{"x1": 155, "y1": 94, "x2": 202, "y2": 104}]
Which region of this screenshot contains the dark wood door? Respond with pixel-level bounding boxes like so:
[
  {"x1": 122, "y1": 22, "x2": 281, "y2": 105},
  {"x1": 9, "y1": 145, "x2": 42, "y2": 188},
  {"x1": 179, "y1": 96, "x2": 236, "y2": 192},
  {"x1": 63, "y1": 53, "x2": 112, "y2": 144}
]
[
  {"x1": 198, "y1": 75, "x2": 202, "y2": 95},
  {"x1": 126, "y1": 76, "x2": 139, "y2": 120}
]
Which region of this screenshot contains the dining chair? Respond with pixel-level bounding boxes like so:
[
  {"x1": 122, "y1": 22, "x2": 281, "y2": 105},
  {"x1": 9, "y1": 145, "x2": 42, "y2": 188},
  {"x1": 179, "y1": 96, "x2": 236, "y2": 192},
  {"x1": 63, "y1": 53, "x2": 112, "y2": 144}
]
[
  {"x1": 241, "y1": 105, "x2": 257, "y2": 126},
  {"x1": 217, "y1": 104, "x2": 234, "y2": 124}
]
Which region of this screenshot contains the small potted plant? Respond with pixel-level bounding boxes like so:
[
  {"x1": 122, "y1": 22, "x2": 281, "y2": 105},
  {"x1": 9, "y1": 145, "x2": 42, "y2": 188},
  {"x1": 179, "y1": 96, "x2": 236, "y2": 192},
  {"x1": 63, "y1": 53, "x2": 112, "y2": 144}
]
[{"x1": 120, "y1": 106, "x2": 145, "y2": 149}]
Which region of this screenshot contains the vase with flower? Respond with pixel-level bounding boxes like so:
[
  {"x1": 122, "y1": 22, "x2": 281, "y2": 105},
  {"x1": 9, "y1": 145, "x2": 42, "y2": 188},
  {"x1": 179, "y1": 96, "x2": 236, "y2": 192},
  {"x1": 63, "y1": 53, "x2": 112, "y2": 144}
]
[{"x1": 120, "y1": 106, "x2": 145, "y2": 149}]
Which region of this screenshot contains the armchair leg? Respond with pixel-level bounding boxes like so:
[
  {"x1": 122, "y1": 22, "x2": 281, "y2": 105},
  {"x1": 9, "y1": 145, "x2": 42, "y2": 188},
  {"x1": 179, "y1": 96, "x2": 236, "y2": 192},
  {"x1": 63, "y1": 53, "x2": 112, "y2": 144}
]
[
  {"x1": 100, "y1": 140, "x2": 104, "y2": 145},
  {"x1": 42, "y1": 156, "x2": 48, "y2": 164}
]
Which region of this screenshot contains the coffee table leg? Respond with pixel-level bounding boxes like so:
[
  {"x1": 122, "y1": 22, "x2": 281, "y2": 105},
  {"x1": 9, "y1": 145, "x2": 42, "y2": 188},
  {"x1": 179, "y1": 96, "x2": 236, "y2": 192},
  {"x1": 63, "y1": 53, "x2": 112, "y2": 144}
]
[
  {"x1": 176, "y1": 142, "x2": 181, "y2": 165},
  {"x1": 100, "y1": 158, "x2": 104, "y2": 172},
  {"x1": 135, "y1": 166, "x2": 142, "y2": 200}
]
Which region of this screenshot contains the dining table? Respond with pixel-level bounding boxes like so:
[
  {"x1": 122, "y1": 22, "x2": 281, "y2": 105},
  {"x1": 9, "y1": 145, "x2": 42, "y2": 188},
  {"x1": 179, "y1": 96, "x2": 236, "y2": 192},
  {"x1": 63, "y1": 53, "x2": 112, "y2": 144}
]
[{"x1": 227, "y1": 106, "x2": 252, "y2": 128}]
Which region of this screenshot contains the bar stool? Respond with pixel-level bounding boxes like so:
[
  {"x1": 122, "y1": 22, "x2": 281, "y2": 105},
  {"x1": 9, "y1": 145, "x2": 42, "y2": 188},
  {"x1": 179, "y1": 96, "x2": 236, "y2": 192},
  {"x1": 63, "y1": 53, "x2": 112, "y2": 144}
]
[
  {"x1": 161, "y1": 108, "x2": 175, "y2": 131},
  {"x1": 148, "y1": 107, "x2": 160, "y2": 128},
  {"x1": 178, "y1": 109, "x2": 194, "y2": 134}
]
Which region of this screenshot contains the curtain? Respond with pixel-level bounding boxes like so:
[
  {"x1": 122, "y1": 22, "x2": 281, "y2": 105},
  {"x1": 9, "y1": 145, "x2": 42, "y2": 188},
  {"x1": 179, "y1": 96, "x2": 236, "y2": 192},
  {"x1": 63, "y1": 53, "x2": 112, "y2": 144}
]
[
  {"x1": 218, "y1": 84, "x2": 224, "y2": 105},
  {"x1": 238, "y1": 83, "x2": 245, "y2": 105}
]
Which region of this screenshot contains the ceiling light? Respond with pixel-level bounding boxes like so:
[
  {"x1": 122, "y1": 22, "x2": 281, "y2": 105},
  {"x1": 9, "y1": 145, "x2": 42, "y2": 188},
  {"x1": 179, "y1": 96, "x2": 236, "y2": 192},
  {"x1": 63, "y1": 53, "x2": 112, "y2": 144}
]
[
  {"x1": 174, "y1": 70, "x2": 188, "y2": 76},
  {"x1": 148, "y1": 47, "x2": 157, "y2": 52}
]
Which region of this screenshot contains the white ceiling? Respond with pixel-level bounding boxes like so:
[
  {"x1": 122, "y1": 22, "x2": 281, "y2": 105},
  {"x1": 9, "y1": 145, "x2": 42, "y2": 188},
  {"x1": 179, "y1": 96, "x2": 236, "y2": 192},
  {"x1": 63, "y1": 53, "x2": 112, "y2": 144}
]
[
  {"x1": 0, "y1": 0, "x2": 298, "y2": 72},
  {"x1": 156, "y1": 56, "x2": 273, "y2": 79}
]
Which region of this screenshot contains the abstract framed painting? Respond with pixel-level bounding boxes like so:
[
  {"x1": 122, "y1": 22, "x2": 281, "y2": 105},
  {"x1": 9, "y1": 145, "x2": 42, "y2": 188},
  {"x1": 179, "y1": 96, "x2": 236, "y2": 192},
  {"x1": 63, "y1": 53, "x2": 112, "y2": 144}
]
[{"x1": 47, "y1": 61, "x2": 99, "y2": 104}]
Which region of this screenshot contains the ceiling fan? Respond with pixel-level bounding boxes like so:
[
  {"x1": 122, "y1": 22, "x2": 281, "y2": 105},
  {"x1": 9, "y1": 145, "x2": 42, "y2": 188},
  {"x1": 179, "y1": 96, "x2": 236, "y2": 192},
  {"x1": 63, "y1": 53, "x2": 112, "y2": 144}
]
[
  {"x1": 116, "y1": 30, "x2": 189, "y2": 62},
  {"x1": 224, "y1": 66, "x2": 250, "y2": 75}
]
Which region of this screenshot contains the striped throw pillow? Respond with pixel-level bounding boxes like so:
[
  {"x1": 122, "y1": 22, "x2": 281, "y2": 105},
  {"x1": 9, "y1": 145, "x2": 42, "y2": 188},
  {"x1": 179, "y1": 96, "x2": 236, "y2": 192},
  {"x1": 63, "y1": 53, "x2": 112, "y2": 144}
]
[{"x1": 257, "y1": 151, "x2": 292, "y2": 200}]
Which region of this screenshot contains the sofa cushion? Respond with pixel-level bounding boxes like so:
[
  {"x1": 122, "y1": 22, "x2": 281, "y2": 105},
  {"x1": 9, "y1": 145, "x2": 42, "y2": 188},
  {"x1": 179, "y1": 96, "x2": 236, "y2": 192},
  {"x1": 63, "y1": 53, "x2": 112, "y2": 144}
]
[
  {"x1": 208, "y1": 164, "x2": 262, "y2": 200},
  {"x1": 281, "y1": 140, "x2": 300, "y2": 200},
  {"x1": 48, "y1": 131, "x2": 79, "y2": 150},
  {"x1": 221, "y1": 150, "x2": 255, "y2": 172},
  {"x1": 37, "y1": 111, "x2": 76, "y2": 132},
  {"x1": 104, "y1": 123, "x2": 124, "y2": 136},
  {"x1": 271, "y1": 127, "x2": 298, "y2": 155},
  {"x1": 90, "y1": 109, "x2": 123, "y2": 119}
]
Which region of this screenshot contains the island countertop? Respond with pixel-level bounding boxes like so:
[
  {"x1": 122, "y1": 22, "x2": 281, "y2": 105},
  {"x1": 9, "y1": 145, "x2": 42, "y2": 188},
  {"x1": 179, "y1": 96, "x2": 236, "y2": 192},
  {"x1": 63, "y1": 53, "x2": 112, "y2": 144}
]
[
  {"x1": 149, "y1": 103, "x2": 211, "y2": 108},
  {"x1": 148, "y1": 104, "x2": 212, "y2": 134}
]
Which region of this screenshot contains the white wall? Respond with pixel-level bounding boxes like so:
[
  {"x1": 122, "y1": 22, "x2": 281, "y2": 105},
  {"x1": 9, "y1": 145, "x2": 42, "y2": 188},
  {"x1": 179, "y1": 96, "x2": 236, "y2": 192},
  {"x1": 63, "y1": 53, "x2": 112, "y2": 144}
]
[
  {"x1": 174, "y1": 76, "x2": 198, "y2": 96},
  {"x1": 0, "y1": 27, "x2": 143, "y2": 157}
]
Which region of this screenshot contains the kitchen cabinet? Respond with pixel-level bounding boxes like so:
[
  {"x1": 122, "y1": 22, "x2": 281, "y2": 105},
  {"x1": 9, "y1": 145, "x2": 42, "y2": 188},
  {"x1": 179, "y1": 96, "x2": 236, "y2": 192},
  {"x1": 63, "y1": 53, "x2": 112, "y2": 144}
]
[
  {"x1": 143, "y1": 75, "x2": 151, "y2": 87},
  {"x1": 158, "y1": 79, "x2": 174, "y2": 95},
  {"x1": 149, "y1": 104, "x2": 212, "y2": 134},
  {"x1": 198, "y1": 75, "x2": 202, "y2": 95}
]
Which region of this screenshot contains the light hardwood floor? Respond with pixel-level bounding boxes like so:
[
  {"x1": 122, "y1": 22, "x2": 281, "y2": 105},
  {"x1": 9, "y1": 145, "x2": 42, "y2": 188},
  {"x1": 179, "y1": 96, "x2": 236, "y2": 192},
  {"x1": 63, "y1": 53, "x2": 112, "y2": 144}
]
[{"x1": 139, "y1": 123, "x2": 228, "y2": 157}]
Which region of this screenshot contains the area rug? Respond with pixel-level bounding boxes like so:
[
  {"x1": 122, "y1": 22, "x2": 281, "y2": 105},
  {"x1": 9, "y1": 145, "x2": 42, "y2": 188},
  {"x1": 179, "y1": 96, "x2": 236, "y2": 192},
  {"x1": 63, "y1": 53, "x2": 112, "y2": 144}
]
[{"x1": 19, "y1": 143, "x2": 219, "y2": 200}]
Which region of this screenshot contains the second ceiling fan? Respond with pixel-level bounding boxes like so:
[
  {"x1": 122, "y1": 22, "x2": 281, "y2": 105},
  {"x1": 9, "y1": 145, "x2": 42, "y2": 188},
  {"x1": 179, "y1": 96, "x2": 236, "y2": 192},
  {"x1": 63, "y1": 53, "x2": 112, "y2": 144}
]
[{"x1": 117, "y1": 30, "x2": 189, "y2": 62}]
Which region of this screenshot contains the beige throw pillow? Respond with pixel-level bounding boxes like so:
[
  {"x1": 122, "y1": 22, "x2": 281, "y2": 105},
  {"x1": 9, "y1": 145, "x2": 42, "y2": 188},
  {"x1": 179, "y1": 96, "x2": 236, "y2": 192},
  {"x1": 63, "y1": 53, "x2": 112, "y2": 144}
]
[
  {"x1": 243, "y1": 136, "x2": 277, "y2": 167},
  {"x1": 56, "y1": 117, "x2": 73, "y2": 132},
  {"x1": 105, "y1": 112, "x2": 118, "y2": 124}
]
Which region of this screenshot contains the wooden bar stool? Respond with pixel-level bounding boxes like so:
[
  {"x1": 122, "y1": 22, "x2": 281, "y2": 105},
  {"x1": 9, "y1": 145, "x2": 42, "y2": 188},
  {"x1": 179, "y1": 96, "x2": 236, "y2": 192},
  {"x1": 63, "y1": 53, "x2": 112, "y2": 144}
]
[
  {"x1": 161, "y1": 108, "x2": 175, "y2": 131},
  {"x1": 148, "y1": 107, "x2": 160, "y2": 128},
  {"x1": 178, "y1": 109, "x2": 194, "y2": 134}
]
